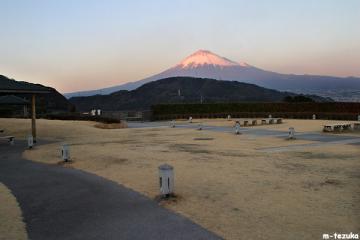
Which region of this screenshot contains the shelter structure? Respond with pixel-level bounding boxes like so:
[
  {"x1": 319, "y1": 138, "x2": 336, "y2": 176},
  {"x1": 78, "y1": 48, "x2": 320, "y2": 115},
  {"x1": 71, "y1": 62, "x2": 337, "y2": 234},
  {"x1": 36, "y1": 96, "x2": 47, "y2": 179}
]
[{"x1": 0, "y1": 81, "x2": 50, "y2": 142}]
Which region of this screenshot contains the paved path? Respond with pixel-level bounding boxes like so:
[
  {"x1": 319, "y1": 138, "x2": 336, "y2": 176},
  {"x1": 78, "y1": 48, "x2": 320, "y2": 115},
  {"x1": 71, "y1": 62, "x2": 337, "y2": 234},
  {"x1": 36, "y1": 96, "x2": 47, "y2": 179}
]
[
  {"x1": 128, "y1": 121, "x2": 360, "y2": 140},
  {"x1": 127, "y1": 121, "x2": 360, "y2": 151},
  {"x1": 0, "y1": 141, "x2": 221, "y2": 240}
]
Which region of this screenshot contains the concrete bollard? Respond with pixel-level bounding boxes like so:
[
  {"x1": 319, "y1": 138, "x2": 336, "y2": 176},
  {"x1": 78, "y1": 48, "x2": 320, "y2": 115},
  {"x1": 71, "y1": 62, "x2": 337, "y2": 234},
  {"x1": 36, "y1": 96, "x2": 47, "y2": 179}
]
[
  {"x1": 170, "y1": 120, "x2": 175, "y2": 128},
  {"x1": 313, "y1": 114, "x2": 316, "y2": 120},
  {"x1": 227, "y1": 115, "x2": 231, "y2": 121},
  {"x1": 189, "y1": 116, "x2": 193, "y2": 123},
  {"x1": 288, "y1": 127, "x2": 295, "y2": 140},
  {"x1": 198, "y1": 123, "x2": 202, "y2": 131},
  {"x1": 269, "y1": 114, "x2": 272, "y2": 119},
  {"x1": 61, "y1": 144, "x2": 70, "y2": 162},
  {"x1": 235, "y1": 122, "x2": 241, "y2": 135},
  {"x1": 158, "y1": 164, "x2": 174, "y2": 197},
  {"x1": 27, "y1": 135, "x2": 34, "y2": 149}
]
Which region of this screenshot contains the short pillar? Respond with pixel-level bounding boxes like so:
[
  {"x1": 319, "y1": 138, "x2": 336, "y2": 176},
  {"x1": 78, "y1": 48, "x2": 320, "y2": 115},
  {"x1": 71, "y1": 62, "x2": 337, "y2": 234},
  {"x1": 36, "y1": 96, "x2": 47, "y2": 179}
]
[
  {"x1": 170, "y1": 120, "x2": 175, "y2": 128},
  {"x1": 269, "y1": 114, "x2": 272, "y2": 119},
  {"x1": 158, "y1": 164, "x2": 174, "y2": 197},
  {"x1": 288, "y1": 127, "x2": 295, "y2": 140},
  {"x1": 227, "y1": 115, "x2": 231, "y2": 121},
  {"x1": 358, "y1": 115, "x2": 360, "y2": 121},
  {"x1": 235, "y1": 122, "x2": 241, "y2": 135},
  {"x1": 313, "y1": 114, "x2": 316, "y2": 120},
  {"x1": 61, "y1": 144, "x2": 70, "y2": 162},
  {"x1": 97, "y1": 109, "x2": 101, "y2": 116},
  {"x1": 27, "y1": 135, "x2": 34, "y2": 149},
  {"x1": 198, "y1": 123, "x2": 202, "y2": 130},
  {"x1": 189, "y1": 116, "x2": 192, "y2": 123}
]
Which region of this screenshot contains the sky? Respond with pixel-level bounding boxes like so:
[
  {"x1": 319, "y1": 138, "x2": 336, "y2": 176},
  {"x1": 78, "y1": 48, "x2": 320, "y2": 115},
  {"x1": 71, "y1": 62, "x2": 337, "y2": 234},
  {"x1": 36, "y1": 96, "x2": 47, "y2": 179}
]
[{"x1": 1, "y1": 0, "x2": 359, "y2": 93}]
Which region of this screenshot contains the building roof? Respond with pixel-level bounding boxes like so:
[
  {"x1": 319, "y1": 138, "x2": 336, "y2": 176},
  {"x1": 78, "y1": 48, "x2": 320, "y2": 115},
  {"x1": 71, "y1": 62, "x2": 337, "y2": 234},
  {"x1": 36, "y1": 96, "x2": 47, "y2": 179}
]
[
  {"x1": 0, "y1": 95, "x2": 29, "y2": 105},
  {"x1": 0, "y1": 75, "x2": 51, "y2": 93}
]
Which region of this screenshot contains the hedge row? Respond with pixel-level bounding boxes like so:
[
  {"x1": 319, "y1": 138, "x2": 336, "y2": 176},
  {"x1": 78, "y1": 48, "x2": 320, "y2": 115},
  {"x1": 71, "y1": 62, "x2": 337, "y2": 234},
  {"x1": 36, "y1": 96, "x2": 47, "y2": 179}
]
[
  {"x1": 41, "y1": 113, "x2": 121, "y2": 124},
  {"x1": 152, "y1": 102, "x2": 360, "y2": 120}
]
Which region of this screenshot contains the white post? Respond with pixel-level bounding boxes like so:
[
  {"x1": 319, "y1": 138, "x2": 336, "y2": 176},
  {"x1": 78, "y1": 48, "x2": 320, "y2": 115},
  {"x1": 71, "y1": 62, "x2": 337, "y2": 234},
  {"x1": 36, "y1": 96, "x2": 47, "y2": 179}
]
[
  {"x1": 61, "y1": 144, "x2": 70, "y2": 162},
  {"x1": 97, "y1": 109, "x2": 101, "y2": 116},
  {"x1": 198, "y1": 123, "x2": 202, "y2": 130},
  {"x1": 158, "y1": 164, "x2": 174, "y2": 197},
  {"x1": 235, "y1": 122, "x2": 241, "y2": 135},
  {"x1": 170, "y1": 120, "x2": 175, "y2": 128},
  {"x1": 227, "y1": 115, "x2": 231, "y2": 121},
  {"x1": 288, "y1": 127, "x2": 295, "y2": 139},
  {"x1": 189, "y1": 116, "x2": 192, "y2": 123},
  {"x1": 313, "y1": 114, "x2": 316, "y2": 120},
  {"x1": 358, "y1": 115, "x2": 360, "y2": 121},
  {"x1": 269, "y1": 114, "x2": 272, "y2": 119},
  {"x1": 27, "y1": 135, "x2": 34, "y2": 149}
]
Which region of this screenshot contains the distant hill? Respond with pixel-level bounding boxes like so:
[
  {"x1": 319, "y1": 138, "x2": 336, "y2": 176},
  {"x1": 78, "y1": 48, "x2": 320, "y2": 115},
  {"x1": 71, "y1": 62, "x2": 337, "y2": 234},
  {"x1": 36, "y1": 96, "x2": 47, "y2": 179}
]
[
  {"x1": 65, "y1": 50, "x2": 360, "y2": 102},
  {"x1": 0, "y1": 75, "x2": 74, "y2": 113},
  {"x1": 69, "y1": 77, "x2": 329, "y2": 111}
]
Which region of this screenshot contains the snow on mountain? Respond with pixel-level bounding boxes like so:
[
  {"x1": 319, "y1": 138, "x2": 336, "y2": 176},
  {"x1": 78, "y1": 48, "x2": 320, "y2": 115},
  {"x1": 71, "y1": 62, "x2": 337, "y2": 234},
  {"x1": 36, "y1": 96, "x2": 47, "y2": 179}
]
[
  {"x1": 178, "y1": 50, "x2": 246, "y2": 68},
  {"x1": 65, "y1": 50, "x2": 260, "y2": 98},
  {"x1": 64, "y1": 50, "x2": 360, "y2": 99}
]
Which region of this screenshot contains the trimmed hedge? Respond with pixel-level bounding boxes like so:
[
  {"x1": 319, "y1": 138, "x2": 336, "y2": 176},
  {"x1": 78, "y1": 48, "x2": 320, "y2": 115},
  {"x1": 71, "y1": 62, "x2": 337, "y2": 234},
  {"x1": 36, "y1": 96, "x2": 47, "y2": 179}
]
[
  {"x1": 41, "y1": 113, "x2": 120, "y2": 124},
  {"x1": 152, "y1": 102, "x2": 360, "y2": 120}
]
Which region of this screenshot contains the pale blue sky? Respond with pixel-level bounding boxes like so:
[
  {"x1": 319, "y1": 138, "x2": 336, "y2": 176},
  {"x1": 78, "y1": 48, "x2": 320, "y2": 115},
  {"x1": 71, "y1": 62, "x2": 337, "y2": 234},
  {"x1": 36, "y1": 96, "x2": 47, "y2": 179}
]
[{"x1": 1, "y1": 0, "x2": 359, "y2": 92}]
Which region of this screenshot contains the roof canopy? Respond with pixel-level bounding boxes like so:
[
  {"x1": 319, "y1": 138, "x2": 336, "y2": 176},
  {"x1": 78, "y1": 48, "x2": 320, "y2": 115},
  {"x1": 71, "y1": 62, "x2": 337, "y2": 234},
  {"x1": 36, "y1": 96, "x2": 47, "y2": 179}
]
[
  {"x1": 0, "y1": 95, "x2": 29, "y2": 105},
  {"x1": 0, "y1": 75, "x2": 50, "y2": 94}
]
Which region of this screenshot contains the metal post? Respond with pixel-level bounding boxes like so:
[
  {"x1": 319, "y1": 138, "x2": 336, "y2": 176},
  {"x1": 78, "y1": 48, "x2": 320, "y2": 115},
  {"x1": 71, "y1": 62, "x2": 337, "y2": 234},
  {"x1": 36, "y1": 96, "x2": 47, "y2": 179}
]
[
  {"x1": 23, "y1": 105, "x2": 27, "y2": 117},
  {"x1": 31, "y1": 94, "x2": 36, "y2": 143}
]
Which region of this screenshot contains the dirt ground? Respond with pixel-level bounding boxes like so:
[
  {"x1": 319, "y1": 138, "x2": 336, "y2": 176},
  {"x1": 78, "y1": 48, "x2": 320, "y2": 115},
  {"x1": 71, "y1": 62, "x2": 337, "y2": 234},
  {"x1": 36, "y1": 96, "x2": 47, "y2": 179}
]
[
  {"x1": 1, "y1": 118, "x2": 359, "y2": 240},
  {"x1": 0, "y1": 183, "x2": 28, "y2": 240}
]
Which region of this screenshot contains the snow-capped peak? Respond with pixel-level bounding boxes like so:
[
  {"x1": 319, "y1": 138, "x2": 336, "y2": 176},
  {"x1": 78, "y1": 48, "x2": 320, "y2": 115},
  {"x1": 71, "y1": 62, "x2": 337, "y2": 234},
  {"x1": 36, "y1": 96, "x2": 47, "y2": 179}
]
[{"x1": 178, "y1": 50, "x2": 248, "y2": 68}]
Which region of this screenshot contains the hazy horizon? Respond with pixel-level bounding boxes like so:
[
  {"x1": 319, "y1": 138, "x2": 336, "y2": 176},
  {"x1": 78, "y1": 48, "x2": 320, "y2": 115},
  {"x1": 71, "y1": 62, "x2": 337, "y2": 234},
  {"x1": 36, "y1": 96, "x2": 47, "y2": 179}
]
[{"x1": 1, "y1": 0, "x2": 360, "y2": 93}]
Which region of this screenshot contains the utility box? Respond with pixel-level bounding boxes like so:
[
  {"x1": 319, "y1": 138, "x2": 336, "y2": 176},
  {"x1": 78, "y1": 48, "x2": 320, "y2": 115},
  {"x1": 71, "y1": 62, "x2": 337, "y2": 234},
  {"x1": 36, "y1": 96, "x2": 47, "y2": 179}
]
[
  {"x1": 313, "y1": 114, "x2": 316, "y2": 120},
  {"x1": 61, "y1": 144, "x2": 70, "y2": 162},
  {"x1": 158, "y1": 164, "x2": 174, "y2": 196},
  {"x1": 27, "y1": 135, "x2": 33, "y2": 149},
  {"x1": 288, "y1": 127, "x2": 295, "y2": 139}
]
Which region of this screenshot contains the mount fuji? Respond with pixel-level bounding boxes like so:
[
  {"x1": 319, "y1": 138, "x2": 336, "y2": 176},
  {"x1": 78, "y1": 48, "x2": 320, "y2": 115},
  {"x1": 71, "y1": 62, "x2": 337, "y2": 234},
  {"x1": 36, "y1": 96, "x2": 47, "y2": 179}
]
[{"x1": 65, "y1": 50, "x2": 360, "y2": 100}]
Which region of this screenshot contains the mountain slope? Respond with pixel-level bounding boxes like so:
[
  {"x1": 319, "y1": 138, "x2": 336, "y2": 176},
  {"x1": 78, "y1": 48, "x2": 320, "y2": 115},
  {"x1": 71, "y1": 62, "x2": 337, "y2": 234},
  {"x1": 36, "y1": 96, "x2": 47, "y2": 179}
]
[
  {"x1": 69, "y1": 77, "x2": 322, "y2": 111},
  {"x1": 64, "y1": 50, "x2": 360, "y2": 100},
  {"x1": 0, "y1": 75, "x2": 74, "y2": 113}
]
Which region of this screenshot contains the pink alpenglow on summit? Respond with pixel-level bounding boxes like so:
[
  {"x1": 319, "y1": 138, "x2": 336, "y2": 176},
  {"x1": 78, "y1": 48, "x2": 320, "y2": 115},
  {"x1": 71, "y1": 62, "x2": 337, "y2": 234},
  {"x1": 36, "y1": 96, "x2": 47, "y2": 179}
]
[{"x1": 178, "y1": 50, "x2": 248, "y2": 68}]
